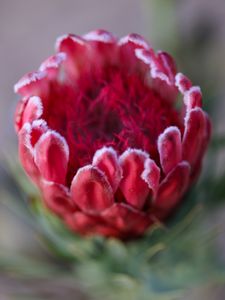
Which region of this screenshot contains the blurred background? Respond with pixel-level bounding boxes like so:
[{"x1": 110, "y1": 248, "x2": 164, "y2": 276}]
[{"x1": 0, "y1": 0, "x2": 225, "y2": 299}]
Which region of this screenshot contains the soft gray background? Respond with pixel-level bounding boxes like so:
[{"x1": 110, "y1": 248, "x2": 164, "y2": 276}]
[{"x1": 0, "y1": 0, "x2": 225, "y2": 299}]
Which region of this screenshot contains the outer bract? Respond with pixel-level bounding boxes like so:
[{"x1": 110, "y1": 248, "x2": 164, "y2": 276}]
[{"x1": 14, "y1": 30, "x2": 211, "y2": 239}]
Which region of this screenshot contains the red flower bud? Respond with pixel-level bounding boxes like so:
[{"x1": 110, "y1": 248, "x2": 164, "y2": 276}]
[{"x1": 14, "y1": 30, "x2": 211, "y2": 239}]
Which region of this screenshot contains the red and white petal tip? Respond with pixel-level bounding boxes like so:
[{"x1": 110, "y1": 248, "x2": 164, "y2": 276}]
[
  {"x1": 83, "y1": 29, "x2": 116, "y2": 43},
  {"x1": 135, "y1": 48, "x2": 151, "y2": 65},
  {"x1": 22, "y1": 96, "x2": 43, "y2": 124},
  {"x1": 14, "y1": 97, "x2": 29, "y2": 132},
  {"x1": 30, "y1": 119, "x2": 48, "y2": 147},
  {"x1": 31, "y1": 119, "x2": 48, "y2": 131},
  {"x1": 183, "y1": 86, "x2": 202, "y2": 110},
  {"x1": 14, "y1": 71, "x2": 46, "y2": 95},
  {"x1": 19, "y1": 122, "x2": 33, "y2": 150},
  {"x1": 92, "y1": 147, "x2": 122, "y2": 192},
  {"x1": 39, "y1": 52, "x2": 66, "y2": 72},
  {"x1": 158, "y1": 126, "x2": 182, "y2": 174},
  {"x1": 175, "y1": 73, "x2": 192, "y2": 93},
  {"x1": 119, "y1": 149, "x2": 150, "y2": 210},
  {"x1": 135, "y1": 48, "x2": 171, "y2": 86},
  {"x1": 157, "y1": 51, "x2": 177, "y2": 81},
  {"x1": 18, "y1": 123, "x2": 40, "y2": 184},
  {"x1": 118, "y1": 33, "x2": 150, "y2": 49},
  {"x1": 55, "y1": 34, "x2": 86, "y2": 52},
  {"x1": 141, "y1": 158, "x2": 160, "y2": 197}
]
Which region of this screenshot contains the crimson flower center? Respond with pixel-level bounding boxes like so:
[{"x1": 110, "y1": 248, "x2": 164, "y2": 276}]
[{"x1": 44, "y1": 67, "x2": 182, "y2": 185}]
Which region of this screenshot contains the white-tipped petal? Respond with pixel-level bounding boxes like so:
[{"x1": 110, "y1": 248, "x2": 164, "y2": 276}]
[
  {"x1": 119, "y1": 148, "x2": 150, "y2": 210},
  {"x1": 118, "y1": 33, "x2": 149, "y2": 49},
  {"x1": 14, "y1": 71, "x2": 46, "y2": 94},
  {"x1": 71, "y1": 165, "x2": 113, "y2": 213},
  {"x1": 141, "y1": 158, "x2": 160, "y2": 197},
  {"x1": 158, "y1": 126, "x2": 182, "y2": 174},
  {"x1": 34, "y1": 130, "x2": 69, "y2": 184},
  {"x1": 93, "y1": 147, "x2": 122, "y2": 192}
]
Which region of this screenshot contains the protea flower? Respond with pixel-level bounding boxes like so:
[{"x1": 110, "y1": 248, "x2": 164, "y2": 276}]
[{"x1": 14, "y1": 30, "x2": 210, "y2": 239}]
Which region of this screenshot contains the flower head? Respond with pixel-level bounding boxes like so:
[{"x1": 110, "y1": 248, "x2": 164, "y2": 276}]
[{"x1": 14, "y1": 30, "x2": 211, "y2": 239}]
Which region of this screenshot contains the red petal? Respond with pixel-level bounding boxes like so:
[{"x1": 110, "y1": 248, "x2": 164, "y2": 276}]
[
  {"x1": 157, "y1": 51, "x2": 177, "y2": 82},
  {"x1": 119, "y1": 149, "x2": 149, "y2": 209},
  {"x1": 39, "y1": 52, "x2": 66, "y2": 79},
  {"x1": 158, "y1": 126, "x2": 182, "y2": 174},
  {"x1": 190, "y1": 113, "x2": 211, "y2": 181},
  {"x1": 102, "y1": 203, "x2": 151, "y2": 233},
  {"x1": 141, "y1": 158, "x2": 160, "y2": 197},
  {"x1": 22, "y1": 96, "x2": 43, "y2": 125},
  {"x1": 18, "y1": 123, "x2": 40, "y2": 185},
  {"x1": 175, "y1": 73, "x2": 192, "y2": 93},
  {"x1": 154, "y1": 161, "x2": 190, "y2": 211},
  {"x1": 56, "y1": 33, "x2": 86, "y2": 53},
  {"x1": 65, "y1": 212, "x2": 100, "y2": 233},
  {"x1": 118, "y1": 34, "x2": 149, "y2": 72},
  {"x1": 92, "y1": 147, "x2": 122, "y2": 192},
  {"x1": 184, "y1": 86, "x2": 202, "y2": 110},
  {"x1": 84, "y1": 30, "x2": 118, "y2": 71},
  {"x1": 135, "y1": 48, "x2": 177, "y2": 102},
  {"x1": 71, "y1": 166, "x2": 114, "y2": 214},
  {"x1": 14, "y1": 97, "x2": 29, "y2": 132},
  {"x1": 30, "y1": 119, "x2": 48, "y2": 147},
  {"x1": 182, "y1": 108, "x2": 208, "y2": 167},
  {"x1": 55, "y1": 34, "x2": 87, "y2": 79},
  {"x1": 93, "y1": 225, "x2": 121, "y2": 237},
  {"x1": 14, "y1": 71, "x2": 48, "y2": 97},
  {"x1": 41, "y1": 181, "x2": 76, "y2": 217},
  {"x1": 34, "y1": 130, "x2": 69, "y2": 184},
  {"x1": 65, "y1": 212, "x2": 120, "y2": 237}
]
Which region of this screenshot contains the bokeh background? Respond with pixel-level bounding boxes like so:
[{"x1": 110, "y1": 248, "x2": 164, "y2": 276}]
[{"x1": 0, "y1": 0, "x2": 225, "y2": 299}]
